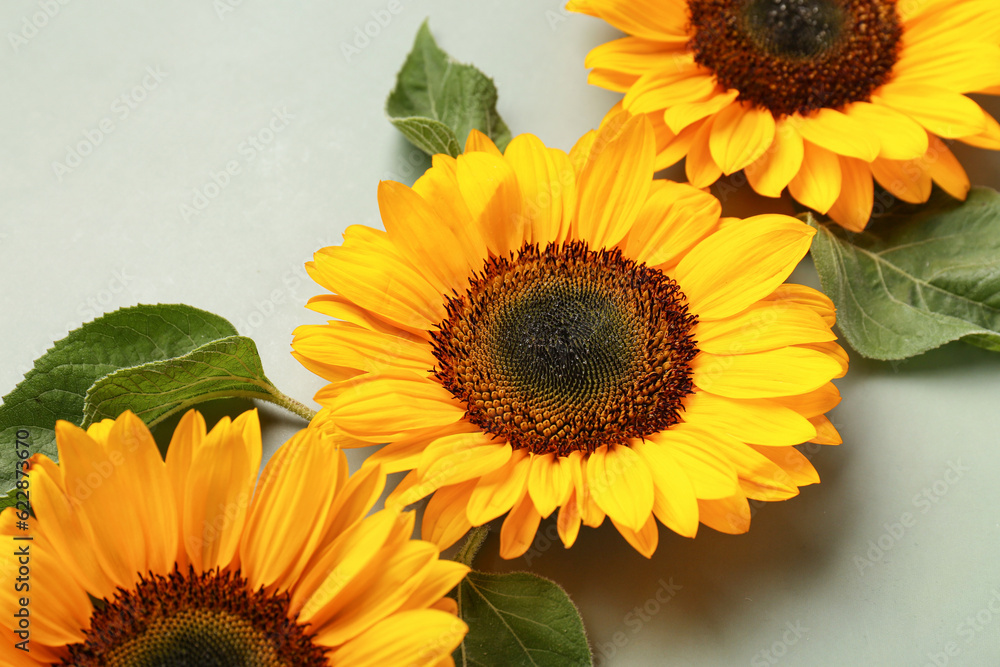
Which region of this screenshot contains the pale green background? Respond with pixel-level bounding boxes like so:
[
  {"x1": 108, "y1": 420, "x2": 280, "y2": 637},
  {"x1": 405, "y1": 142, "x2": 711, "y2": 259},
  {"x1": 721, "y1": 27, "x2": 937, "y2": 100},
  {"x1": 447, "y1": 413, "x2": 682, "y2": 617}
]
[{"x1": 2, "y1": 1, "x2": 1000, "y2": 665}]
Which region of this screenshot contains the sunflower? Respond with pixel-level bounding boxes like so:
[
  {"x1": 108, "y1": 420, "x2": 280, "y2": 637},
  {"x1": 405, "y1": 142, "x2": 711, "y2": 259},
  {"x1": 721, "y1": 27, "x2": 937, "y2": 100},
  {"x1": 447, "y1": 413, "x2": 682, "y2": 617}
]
[
  {"x1": 568, "y1": 0, "x2": 1000, "y2": 231},
  {"x1": 293, "y1": 115, "x2": 845, "y2": 559},
  {"x1": 0, "y1": 409, "x2": 468, "y2": 666}
]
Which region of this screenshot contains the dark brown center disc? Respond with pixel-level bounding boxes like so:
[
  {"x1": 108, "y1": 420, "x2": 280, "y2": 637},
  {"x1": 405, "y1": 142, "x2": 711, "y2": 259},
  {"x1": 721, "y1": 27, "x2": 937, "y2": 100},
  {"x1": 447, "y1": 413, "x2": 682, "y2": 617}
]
[
  {"x1": 63, "y1": 568, "x2": 327, "y2": 667},
  {"x1": 432, "y1": 242, "x2": 698, "y2": 456},
  {"x1": 687, "y1": 0, "x2": 902, "y2": 117}
]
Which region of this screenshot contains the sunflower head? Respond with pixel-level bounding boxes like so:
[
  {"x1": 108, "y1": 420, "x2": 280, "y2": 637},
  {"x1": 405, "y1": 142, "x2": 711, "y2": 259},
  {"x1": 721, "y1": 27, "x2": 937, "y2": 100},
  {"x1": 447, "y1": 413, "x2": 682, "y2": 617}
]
[
  {"x1": 687, "y1": 0, "x2": 901, "y2": 117},
  {"x1": 0, "y1": 410, "x2": 468, "y2": 666},
  {"x1": 294, "y1": 113, "x2": 846, "y2": 559},
  {"x1": 569, "y1": 0, "x2": 1000, "y2": 231}
]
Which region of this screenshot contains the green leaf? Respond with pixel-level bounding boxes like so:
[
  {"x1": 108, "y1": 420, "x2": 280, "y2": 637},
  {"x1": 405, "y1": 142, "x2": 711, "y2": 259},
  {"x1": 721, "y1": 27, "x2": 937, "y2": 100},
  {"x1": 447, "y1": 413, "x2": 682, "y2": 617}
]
[
  {"x1": 454, "y1": 571, "x2": 592, "y2": 667},
  {"x1": 0, "y1": 304, "x2": 236, "y2": 510},
  {"x1": 389, "y1": 116, "x2": 462, "y2": 158},
  {"x1": 82, "y1": 335, "x2": 279, "y2": 429},
  {"x1": 808, "y1": 186, "x2": 1000, "y2": 360},
  {"x1": 387, "y1": 20, "x2": 512, "y2": 157}
]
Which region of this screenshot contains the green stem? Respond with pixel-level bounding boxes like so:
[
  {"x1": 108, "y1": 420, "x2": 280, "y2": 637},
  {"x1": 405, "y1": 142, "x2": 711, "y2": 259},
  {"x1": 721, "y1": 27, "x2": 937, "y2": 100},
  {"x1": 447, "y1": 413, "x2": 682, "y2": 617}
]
[
  {"x1": 454, "y1": 525, "x2": 490, "y2": 568},
  {"x1": 264, "y1": 386, "x2": 318, "y2": 423}
]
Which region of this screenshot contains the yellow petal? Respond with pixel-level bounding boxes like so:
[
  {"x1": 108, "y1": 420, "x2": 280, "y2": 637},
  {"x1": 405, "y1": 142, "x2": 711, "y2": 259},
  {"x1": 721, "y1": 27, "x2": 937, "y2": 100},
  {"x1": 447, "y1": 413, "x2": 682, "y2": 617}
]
[
  {"x1": 655, "y1": 116, "x2": 703, "y2": 171},
  {"x1": 646, "y1": 428, "x2": 738, "y2": 500},
  {"x1": 422, "y1": 481, "x2": 479, "y2": 550},
  {"x1": 847, "y1": 102, "x2": 928, "y2": 160},
  {"x1": 673, "y1": 215, "x2": 815, "y2": 321},
  {"x1": 586, "y1": 445, "x2": 654, "y2": 532},
  {"x1": 527, "y1": 453, "x2": 573, "y2": 519},
  {"x1": 457, "y1": 151, "x2": 525, "y2": 255},
  {"x1": 794, "y1": 108, "x2": 880, "y2": 161},
  {"x1": 809, "y1": 415, "x2": 843, "y2": 445},
  {"x1": 745, "y1": 120, "x2": 804, "y2": 198},
  {"x1": 499, "y1": 492, "x2": 543, "y2": 558},
  {"x1": 751, "y1": 445, "x2": 820, "y2": 486},
  {"x1": 54, "y1": 419, "x2": 149, "y2": 589},
  {"x1": 291, "y1": 321, "x2": 435, "y2": 381},
  {"x1": 504, "y1": 134, "x2": 577, "y2": 246},
  {"x1": 703, "y1": 431, "x2": 799, "y2": 499},
  {"x1": 417, "y1": 434, "x2": 513, "y2": 491},
  {"x1": 466, "y1": 449, "x2": 531, "y2": 525},
  {"x1": 568, "y1": 128, "x2": 598, "y2": 175},
  {"x1": 328, "y1": 373, "x2": 466, "y2": 442},
  {"x1": 692, "y1": 348, "x2": 843, "y2": 399},
  {"x1": 682, "y1": 391, "x2": 817, "y2": 446},
  {"x1": 925, "y1": 134, "x2": 970, "y2": 200},
  {"x1": 874, "y1": 84, "x2": 987, "y2": 138},
  {"x1": 25, "y1": 456, "x2": 117, "y2": 600},
  {"x1": 182, "y1": 411, "x2": 260, "y2": 572},
  {"x1": 305, "y1": 294, "x2": 430, "y2": 342},
  {"x1": 630, "y1": 439, "x2": 699, "y2": 537},
  {"x1": 799, "y1": 341, "x2": 848, "y2": 379},
  {"x1": 611, "y1": 514, "x2": 659, "y2": 558},
  {"x1": 308, "y1": 244, "x2": 444, "y2": 331},
  {"x1": 664, "y1": 89, "x2": 739, "y2": 134},
  {"x1": 697, "y1": 494, "x2": 751, "y2": 534},
  {"x1": 685, "y1": 116, "x2": 723, "y2": 188},
  {"x1": 574, "y1": 0, "x2": 690, "y2": 40},
  {"x1": 567, "y1": 450, "x2": 606, "y2": 528},
  {"x1": 378, "y1": 180, "x2": 480, "y2": 294},
  {"x1": 464, "y1": 128, "x2": 502, "y2": 156},
  {"x1": 764, "y1": 284, "x2": 836, "y2": 327},
  {"x1": 893, "y1": 41, "x2": 1000, "y2": 94},
  {"x1": 694, "y1": 300, "x2": 836, "y2": 355},
  {"x1": 321, "y1": 460, "x2": 387, "y2": 541},
  {"x1": 557, "y1": 492, "x2": 583, "y2": 548},
  {"x1": 624, "y1": 68, "x2": 718, "y2": 115},
  {"x1": 585, "y1": 36, "x2": 689, "y2": 75},
  {"x1": 957, "y1": 108, "x2": 1000, "y2": 149},
  {"x1": 826, "y1": 156, "x2": 874, "y2": 232},
  {"x1": 397, "y1": 559, "x2": 471, "y2": 614},
  {"x1": 240, "y1": 427, "x2": 342, "y2": 592},
  {"x1": 412, "y1": 155, "x2": 489, "y2": 271},
  {"x1": 0, "y1": 524, "x2": 91, "y2": 646},
  {"x1": 870, "y1": 156, "x2": 932, "y2": 204},
  {"x1": 770, "y1": 382, "x2": 841, "y2": 419},
  {"x1": 787, "y1": 141, "x2": 841, "y2": 214},
  {"x1": 370, "y1": 423, "x2": 477, "y2": 477},
  {"x1": 293, "y1": 507, "x2": 400, "y2": 622},
  {"x1": 624, "y1": 180, "x2": 721, "y2": 268},
  {"x1": 709, "y1": 103, "x2": 776, "y2": 174},
  {"x1": 574, "y1": 112, "x2": 655, "y2": 248},
  {"x1": 317, "y1": 538, "x2": 442, "y2": 645},
  {"x1": 326, "y1": 609, "x2": 466, "y2": 666}
]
